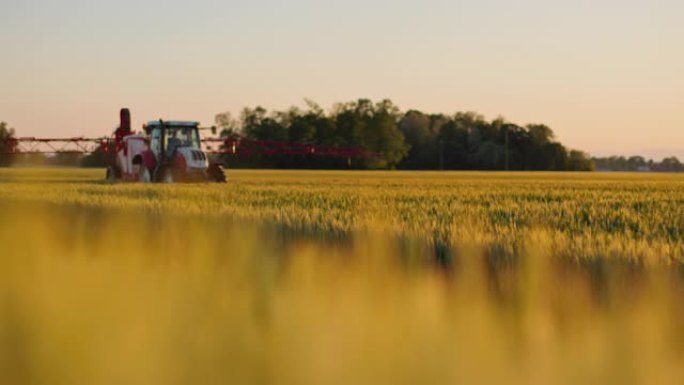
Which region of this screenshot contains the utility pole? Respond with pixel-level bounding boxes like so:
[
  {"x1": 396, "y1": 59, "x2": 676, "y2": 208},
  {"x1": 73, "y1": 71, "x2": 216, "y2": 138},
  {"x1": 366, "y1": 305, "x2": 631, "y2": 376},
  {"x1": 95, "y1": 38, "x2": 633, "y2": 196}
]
[
  {"x1": 439, "y1": 139, "x2": 444, "y2": 171},
  {"x1": 504, "y1": 127, "x2": 510, "y2": 171}
]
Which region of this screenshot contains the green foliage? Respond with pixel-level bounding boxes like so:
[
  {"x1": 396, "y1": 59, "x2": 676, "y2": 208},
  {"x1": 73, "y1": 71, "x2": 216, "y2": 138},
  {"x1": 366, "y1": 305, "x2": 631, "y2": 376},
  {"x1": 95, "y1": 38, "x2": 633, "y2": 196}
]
[
  {"x1": 332, "y1": 99, "x2": 408, "y2": 168},
  {"x1": 221, "y1": 99, "x2": 409, "y2": 169},
  {"x1": 568, "y1": 150, "x2": 595, "y2": 171},
  {"x1": 215, "y1": 111, "x2": 240, "y2": 138},
  {"x1": 216, "y1": 100, "x2": 592, "y2": 170},
  {"x1": 241, "y1": 106, "x2": 288, "y2": 141},
  {"x1": 593, "y1": 155, "x2": 683, "y2": 171},
  {"x1": 0, "y1": 122, "x2": 16, "y2": 167},
  {"x1": 398, "y1": 111, "x2": 592, "y2": 171},
  {"x1": 80, "y1": 148, "x2": 108, "y2": 168}
]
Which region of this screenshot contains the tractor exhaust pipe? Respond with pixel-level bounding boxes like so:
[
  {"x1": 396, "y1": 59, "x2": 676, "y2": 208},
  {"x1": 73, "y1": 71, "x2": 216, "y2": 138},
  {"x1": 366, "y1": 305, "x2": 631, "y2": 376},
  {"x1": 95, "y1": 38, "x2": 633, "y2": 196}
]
[
  {"x1": 120, "y1": 108, "x2": 131, "y2": 135},
  {"x1": 112, "y1": 108, "x2": 132, "y2": 158}
]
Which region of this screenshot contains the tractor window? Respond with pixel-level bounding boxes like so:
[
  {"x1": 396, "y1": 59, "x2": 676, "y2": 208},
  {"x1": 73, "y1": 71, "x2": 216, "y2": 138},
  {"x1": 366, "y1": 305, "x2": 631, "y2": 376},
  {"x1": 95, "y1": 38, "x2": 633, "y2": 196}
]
[
  {"x1": 150, "y1": 128, "x2": 162, "y2": 157},
  {"x1": 165, "y1": 127, "x2": 201, "y2": 150}
]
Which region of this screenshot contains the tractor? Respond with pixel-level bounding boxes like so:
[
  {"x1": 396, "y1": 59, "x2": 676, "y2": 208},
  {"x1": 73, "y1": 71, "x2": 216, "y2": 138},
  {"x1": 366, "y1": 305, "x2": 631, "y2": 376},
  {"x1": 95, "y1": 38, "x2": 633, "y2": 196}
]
[
  {"x1": 1, "y1": 108, "x2": 374, "y2": 176},
  {"x1": 105, "y1": 108, "x2": 226, "y2": 183}
]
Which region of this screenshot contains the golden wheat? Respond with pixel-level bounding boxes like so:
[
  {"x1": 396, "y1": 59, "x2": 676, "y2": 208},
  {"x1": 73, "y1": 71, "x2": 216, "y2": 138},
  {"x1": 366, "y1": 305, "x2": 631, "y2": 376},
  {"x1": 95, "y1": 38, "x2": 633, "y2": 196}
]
[
  {"x1": 1, "y1": 168, "x2": 683, "y2": 263},
  {"x1": 2, "y1": 168, "x2": 684, "y2": 385}
]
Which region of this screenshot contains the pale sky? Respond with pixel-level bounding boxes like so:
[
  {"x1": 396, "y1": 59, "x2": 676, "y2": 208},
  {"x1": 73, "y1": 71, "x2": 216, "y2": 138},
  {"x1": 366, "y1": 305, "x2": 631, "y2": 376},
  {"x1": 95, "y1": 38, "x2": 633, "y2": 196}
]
[{"x1": 1, "y1": 0, "x2": 682, "y2": 159}]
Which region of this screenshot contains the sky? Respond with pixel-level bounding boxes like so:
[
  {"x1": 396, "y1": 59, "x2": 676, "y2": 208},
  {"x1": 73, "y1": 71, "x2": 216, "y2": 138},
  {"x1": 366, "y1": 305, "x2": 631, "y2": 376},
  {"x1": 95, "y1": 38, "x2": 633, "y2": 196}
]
[{"x1": 1, "y1": 0, "x2": 682, "y2": 159}]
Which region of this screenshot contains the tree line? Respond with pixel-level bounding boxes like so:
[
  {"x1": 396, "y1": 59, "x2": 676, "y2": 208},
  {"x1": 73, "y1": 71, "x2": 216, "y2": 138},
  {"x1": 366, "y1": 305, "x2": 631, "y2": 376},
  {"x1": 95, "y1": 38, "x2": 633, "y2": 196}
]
[
  {"x1": 17, "y1": 99, "x2": 679, "y2": 172},
  {"x1": 215, "y1": 99, "x2": 594, "y2": 170},
  {"x1": 592, "y1": 156, "x2": 684, "y2": 172}
]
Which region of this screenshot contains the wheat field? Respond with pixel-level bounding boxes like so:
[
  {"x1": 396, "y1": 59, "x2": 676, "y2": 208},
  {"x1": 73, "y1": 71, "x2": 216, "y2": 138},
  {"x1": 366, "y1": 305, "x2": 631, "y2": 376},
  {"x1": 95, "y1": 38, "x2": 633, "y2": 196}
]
[{"x1": 1, "y1": 168, "x2": 684, "y2": 384}]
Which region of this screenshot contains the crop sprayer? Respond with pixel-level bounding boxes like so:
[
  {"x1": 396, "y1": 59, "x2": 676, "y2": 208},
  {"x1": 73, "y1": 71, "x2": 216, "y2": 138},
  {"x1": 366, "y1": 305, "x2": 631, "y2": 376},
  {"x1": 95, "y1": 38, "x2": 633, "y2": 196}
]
[{"x1": 0, "y1": 108, "x2": 374, "y2": 183}]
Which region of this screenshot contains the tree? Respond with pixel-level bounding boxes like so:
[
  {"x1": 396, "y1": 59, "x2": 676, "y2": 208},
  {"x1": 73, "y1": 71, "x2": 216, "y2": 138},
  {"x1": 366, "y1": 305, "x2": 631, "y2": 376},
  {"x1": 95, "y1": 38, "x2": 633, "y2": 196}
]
[
  {"x1": 215, "y1": 111, "x2": 240, "y2": 138},
  {"x1": 627, "y1": 156, "x2": 646, "y2": 170},
  {"x1": 0, "y1": 121, "x2": 16, "y2": 167},
  {"x1": 542, "y1": 142, "x2": 568, "y2": 170},
  {"x1": 287, "y1": 107, "x2": 318, "y2": 142},
  {"x1": 568, "y1": 150, "x2": 594, "y2": 171},
  {"x1": 398, "y1": 110, "x2": 437, "y2": 169},
  {"x1": 526, "y1": 124, "x2": 555, "y2": 144},
  {"x1": 241, "y1": 107, "x2": 288, "y2": 141},
  {"x1": 213, "y1": 100, "x2": 594, "y2": 171},
  {"x1": 473, "y1": 141, "x2": 504, "y2": 169},
  {"x1": 661, "y1": 157, "x2": 683, "y2": 172},
  {"x1": 334, "y1": 99, "x2": 408, "y2": 168},
  {"x1": 399, "y1": 110, "x2": 432, "y2": 147},
  {"x1": 593, "y1": 155, "x2": 684, "y2": 172},
  {"x1": 334, "y1": 99, "x2": 370, "y2": 147},
  {"x1": 366, "y1": 100, "x2": 409, "y2": 168},
  {"x1": 437, "y1": 118, "x2": 469, "y2": 169},
  {"x1": 81, "y1": 148, "x2": 108, "y2": 168}
]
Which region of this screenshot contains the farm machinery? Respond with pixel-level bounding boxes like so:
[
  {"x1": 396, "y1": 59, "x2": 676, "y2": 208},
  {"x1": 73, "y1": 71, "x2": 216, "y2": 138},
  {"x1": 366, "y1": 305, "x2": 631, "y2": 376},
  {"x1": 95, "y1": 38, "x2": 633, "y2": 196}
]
[
  {"x1": 0, "y1": 108, "x2": 374, "y2": 183},
  {"x1": 107, "y1": 108, "x2": 226, "y2": 183}
]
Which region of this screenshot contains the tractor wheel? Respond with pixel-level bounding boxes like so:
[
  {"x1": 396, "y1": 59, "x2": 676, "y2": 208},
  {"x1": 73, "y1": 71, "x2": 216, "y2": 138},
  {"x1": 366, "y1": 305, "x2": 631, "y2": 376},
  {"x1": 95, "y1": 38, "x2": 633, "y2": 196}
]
[
  {"x1": 207, "y1": 164, "x2": 227, "y2": 183},
  {"x1": 138, "y1": 166, "x2": 152, "y2": 183},
  {"x1": 159, "y1": 167, "x2": 178, "y2": 183},
  {"x1": 106, "y1": 167, "x2": 116, "y2": 182}
]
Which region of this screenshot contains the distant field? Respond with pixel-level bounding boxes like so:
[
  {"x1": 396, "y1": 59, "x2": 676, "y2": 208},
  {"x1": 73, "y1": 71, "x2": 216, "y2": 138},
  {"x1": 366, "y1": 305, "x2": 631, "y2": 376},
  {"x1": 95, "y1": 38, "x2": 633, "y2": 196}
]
[
  {"x1": 2, "y1": 168, "x2": 684, "y2": 384},
  {"x1": 1, "y1": 167, "x2": 683, "y2": 263}
]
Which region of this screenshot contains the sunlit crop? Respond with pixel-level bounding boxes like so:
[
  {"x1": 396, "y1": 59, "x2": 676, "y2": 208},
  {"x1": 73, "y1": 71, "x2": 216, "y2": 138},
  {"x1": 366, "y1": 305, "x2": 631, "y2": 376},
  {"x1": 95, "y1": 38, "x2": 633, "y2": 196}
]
[
  {"x1": 1, "y1": 168, "x2": 683, "y2": 263},
  {"x1": 1, "y1": 168, "x2": 684, "y2": 384}
]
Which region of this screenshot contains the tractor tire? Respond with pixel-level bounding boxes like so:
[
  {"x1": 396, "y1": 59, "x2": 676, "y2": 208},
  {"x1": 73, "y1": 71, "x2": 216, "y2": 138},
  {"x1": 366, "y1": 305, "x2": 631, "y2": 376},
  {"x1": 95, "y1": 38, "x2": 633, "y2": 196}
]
[
  {"x1": 207, "y1": 164, "x2": 227, "y2": 183},
  {"x1": 158, "y1": 166, "x2": 179, "y2": 184},
  {"x1": 106, "y1": 166, "x2": 117, "y2": 182},
  {"x1": 139, "y1": 166, "x2": 152, "y2": 183}
]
